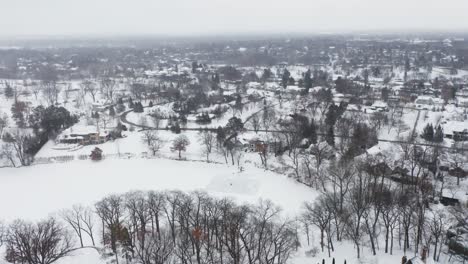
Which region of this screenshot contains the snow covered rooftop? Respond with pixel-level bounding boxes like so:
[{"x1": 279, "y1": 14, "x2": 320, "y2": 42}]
[{"x1": 443, "y1": 121, "x2": 468, "y2": 135}]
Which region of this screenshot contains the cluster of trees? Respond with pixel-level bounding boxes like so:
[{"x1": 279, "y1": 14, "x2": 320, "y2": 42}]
[
  {"x1": 94, "y1": 191, "x2": 297, "y2": 264},
  {"x1": 15, "y1": 191, "x2": 295, "y2": 264},
  {"x1": 1, "y1": 105, "x2": 78, "y2": 166},
  {"x1": 422, "y1": 123, "x2": 444, "y2": 143},
  {"x1": 301, "y1": 157, "x2": 461, "y2": 262},
  {"x1": 129, "y1": 99, "x2": 145, "y2": 113}
]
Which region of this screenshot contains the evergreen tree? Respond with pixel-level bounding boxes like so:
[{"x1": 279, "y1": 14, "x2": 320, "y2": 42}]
[
  {"x1": 381, "y1": 87, "x2": 390, "y2": 102},
  {"x1": 108, "y1": 106, "x2": 116, "y2": 117},
  {"x1": 216, "y1": 126, "x2": 226, "y2": 145},
  {"x1": 434, "y1": 125, "x2": 444, "y2": 143},
  {"x1": 281, "y1": 69, "x2": 291, "y2": 88},
  {"x1": 363, "y1": 68, "x2": 369, "y2": 85},
  {"x1": 171, "y1": 122, "x2": 181, "y2": 134},
  {"x1": 148, "y1": 101, "x2": 154, "y2": 107},
  {"x1": 302, "y1": 118, "x2": 317, "y2": 144},
  {"x1": 261, "y1": 68, "x2": 272, "y2": 82},
  {"x1": 11, "y1": 101, "x2": 27, "y2": 128},
  {"x1": 422, "y1": 123, "x2": 434, "y2": 141},
  {"x1": 326, "y1": 126, "x2": 335, "y2": 146},
  {"x1": 179, "y1": 113, "x2": 187, "y2": 124},
  {"x1": 304, "y1": 69, "x2": 312, "y2": 91},
  {"x1": 325, "y1": 105, "x2": 338, "y2": 127},
  {"x1": 192, "y1": 61, "x2": 198, "y2": 73},
  {"x1": 4, "y1": 83, "x2": 14, "y2": 99},
  {"x1": 134, "y1": 102, "x2": 144, "y2": 113},
  {"x1": 335, "y1": 77, "x2": 346, "y2": 93},
  {"x1": 213, "y1": 73, "x2": 220, "y2": 84},
  {"x1": 297, "y1": 79, "x2": 304, "y2": 88},
  {"x1": 234, "y1": 94, "x2": 243, "y2": 111},
  {"x1": 226, "y1": 116, "x2": 244, "y2": 133}
]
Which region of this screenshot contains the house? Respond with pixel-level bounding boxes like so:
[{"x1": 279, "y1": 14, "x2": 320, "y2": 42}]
[
  {"x1": 244, "y1": 139, "x2": 268, "y2": 153},
  {"x1": 457, "y1": 97, "x2": 468, "y2": 107},
  {"x1": 333, "y1": 93, "x2": 351, "y2": 104},
  {"x1": 414, "y1": 95, "x2": 435, "y2": 109},
  {"x1": 369, "y1": 101, "x2": 388, "y2": 112},
  {"x1": 246, "y1": 82, "x2": 262, "y2": 89},
  {"x1": 440, "y1": 196, "x2": 460, "y2": 206},
  {"x1": 443, "y1": 121, "x2": 468, "y2": 141},
  {"x1": 448, "y1": 167, "x2": 468, "y2": 179},
  {"x1": 92, "y1": 99, "x2": 112, "y2": 112},
  {"x1": 286, "y1": 85, "x2": 306, "y2": 93},
  {"x1": 58, "y1": 126, "x2": 111, "y2": 145}
]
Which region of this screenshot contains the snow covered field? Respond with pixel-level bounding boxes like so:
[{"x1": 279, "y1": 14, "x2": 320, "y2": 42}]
[{"x1": 0, "y1": 158, "x2": 316, "y2": 221}]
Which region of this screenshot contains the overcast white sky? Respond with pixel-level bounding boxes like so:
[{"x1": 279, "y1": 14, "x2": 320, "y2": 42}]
[{"x1": 1, "y1": 0, "x2": 467, "y2": 37}]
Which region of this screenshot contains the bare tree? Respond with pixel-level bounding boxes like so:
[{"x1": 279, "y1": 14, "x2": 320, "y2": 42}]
[
  {"x1": 95, "y1": 194, "x2": 125, "y2": 262},
  {"x1": 344, "y1": 168, "x2": 371, "y2": 259},
  {"x1": 0, "y1": 220, "x2": 4, "y2": 248},
  {"x1": 198, "y1": 131, "x2": 215, "y2": 161},
  {"x1": 142, "y1": 130, "x2": 164, "y2": 156},
  {"x1": 248, "y1": 113, "x2": 261, "y2": 133},
  {"x1": 1, "y1": 142, "x2": 16, "y2": 167},
  {"x1": 60, "y1": 205, "x2": 85, "y2": 248},
  {"x1": 2, "y1": 130, "x2": 32, "y2": 166},
  {"x1": 381, "y1": 188, "x2": 399, "y2": 254},
  {"x1": 151, "y1": 112, "x2": 162, "y2": 130},
  {"x1": 101, "y1": 78, "x2": 117, "y2": 102},
  {"x1": 147, "y1": 191, "x2": 165, "y2": 237},
  {"x1": 41, "y1": 80, "x2": 60, "y2": 106},
  {"x1": 80, "y1": 80, "x2": 97, "y2": 102},
  {"x1": 303, "y1": 197, "x2": 332, "y2": 254},
  {"x1": 171, "y1": 135, "x2": 190, "y2": 159},
  {"x1": 0, "y1": 112, "x2": 8, "y2": 136},
  {"x1": 79, "y1": 206, "x2": 96, "y2": 246},
  {"x1": 135, "y1": 229, "x2": 174, "y2": 264},
  {"x1": 125, "y1": 191, "x2": 152, "y2": 261},
  {"x1": 262, "y1": 107, "x2": 276, "y2": 133},
  {"x1": 426, "y1": 209, "x2": 450, "y2": 262},
  {"x1": 4, "y1": 217, "x2": 75, "y2": 264}
]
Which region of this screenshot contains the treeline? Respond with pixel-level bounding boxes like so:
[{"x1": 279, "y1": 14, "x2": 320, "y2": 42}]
[{"x1": 1, "y1": 191, "x2": 298, "y2": 264}]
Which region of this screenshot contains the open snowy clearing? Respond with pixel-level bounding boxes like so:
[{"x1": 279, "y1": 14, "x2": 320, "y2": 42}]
[{"x1": 0, "y1": 158, "x2": 316, "y2": 221}]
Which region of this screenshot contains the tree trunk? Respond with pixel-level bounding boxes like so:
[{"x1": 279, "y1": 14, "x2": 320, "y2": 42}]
[{"x1": 385, "y1": 228, "x2": 389, "y2": 253}]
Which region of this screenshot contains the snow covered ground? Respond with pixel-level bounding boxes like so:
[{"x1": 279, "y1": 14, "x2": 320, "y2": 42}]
[
  {"x1": 0, "y1": 157, "x2": 438, "y2": 264},
  {"x1": 0, "y1": 158, "x2": 316, "y2": 221}
]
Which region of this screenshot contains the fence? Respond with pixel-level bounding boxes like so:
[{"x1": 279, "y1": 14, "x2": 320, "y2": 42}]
[{"x1": 2, "y1": 151, "x2": 222, "y2": 169}]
